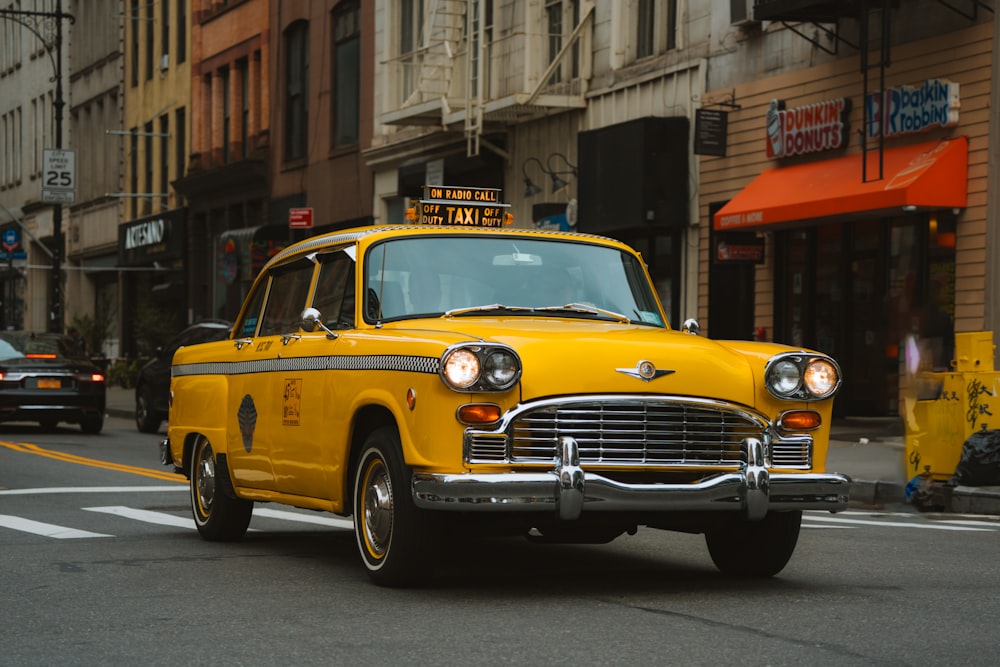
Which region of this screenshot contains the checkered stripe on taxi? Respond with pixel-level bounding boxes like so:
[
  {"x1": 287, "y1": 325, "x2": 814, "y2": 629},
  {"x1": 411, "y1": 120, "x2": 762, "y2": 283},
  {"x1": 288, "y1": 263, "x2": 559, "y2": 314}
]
[{"x1": 173, "y1": 354, "x2": 441, "y2": 377}]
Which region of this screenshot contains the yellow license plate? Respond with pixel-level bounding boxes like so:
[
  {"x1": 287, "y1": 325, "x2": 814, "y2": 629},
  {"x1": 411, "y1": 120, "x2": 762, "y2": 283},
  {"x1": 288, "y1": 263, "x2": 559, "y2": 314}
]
[{"x1": 38, "y1": 378, "x2": 61, "y2": 389}]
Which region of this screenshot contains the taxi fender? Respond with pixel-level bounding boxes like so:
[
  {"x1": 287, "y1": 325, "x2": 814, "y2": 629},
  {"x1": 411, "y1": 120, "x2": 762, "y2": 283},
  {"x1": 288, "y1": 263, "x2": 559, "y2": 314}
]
[
  {"x1": 167, "y1": 373, "x2": 231, "y2": 473},
  {"x1": 345, "y1": 386, "x2": 429, "y2": 467}
]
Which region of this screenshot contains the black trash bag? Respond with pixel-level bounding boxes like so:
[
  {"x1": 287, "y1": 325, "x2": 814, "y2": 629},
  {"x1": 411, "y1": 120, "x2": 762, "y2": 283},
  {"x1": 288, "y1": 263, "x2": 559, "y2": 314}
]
[{"x1": 951, "y1": 430, "x2": 1000, "y2": 486}]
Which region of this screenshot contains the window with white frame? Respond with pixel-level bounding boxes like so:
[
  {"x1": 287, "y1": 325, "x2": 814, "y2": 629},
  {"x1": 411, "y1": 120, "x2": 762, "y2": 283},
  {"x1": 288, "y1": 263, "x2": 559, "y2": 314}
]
[
  {"x1": 634, "y1": 0, "x2": 677, "y2": 60},
  {"x1": 398, "y1": 0, "x2": 425, "y2": 101}
]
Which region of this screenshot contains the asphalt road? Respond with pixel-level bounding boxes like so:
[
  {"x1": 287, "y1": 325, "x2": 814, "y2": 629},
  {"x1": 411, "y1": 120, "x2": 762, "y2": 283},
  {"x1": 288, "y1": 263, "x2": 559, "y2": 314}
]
[{"x1": 2, "y1": 416, "x2": 1000, "y2": 666}]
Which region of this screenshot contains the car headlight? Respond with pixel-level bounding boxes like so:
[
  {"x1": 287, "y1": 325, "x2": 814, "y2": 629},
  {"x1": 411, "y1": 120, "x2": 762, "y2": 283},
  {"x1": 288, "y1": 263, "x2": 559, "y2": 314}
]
[
  {"x1": 765, "y1": 353, "x2": 841, "y2": 400},
  {"x1": 441, "y1": 344, "x2": 521, "y2": 392}
]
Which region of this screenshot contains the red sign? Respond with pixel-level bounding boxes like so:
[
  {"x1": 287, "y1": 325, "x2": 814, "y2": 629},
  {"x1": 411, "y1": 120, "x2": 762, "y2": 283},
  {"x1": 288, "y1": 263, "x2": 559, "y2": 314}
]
[{"x1": 289, "y1": 207, "x2": 314, "y2": 229}]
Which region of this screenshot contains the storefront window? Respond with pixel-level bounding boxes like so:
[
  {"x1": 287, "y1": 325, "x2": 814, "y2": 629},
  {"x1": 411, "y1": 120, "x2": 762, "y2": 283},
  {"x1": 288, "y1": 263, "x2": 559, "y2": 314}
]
[{"x1": 775, "y1": 214, "x2": 956, "y2": 417}]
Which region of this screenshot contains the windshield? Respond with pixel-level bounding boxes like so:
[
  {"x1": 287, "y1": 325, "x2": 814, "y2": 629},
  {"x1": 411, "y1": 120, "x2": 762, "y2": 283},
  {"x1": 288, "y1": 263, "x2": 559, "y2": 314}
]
[{"x1": 364, "y1": 236, "x2": 665, "y2": 327}]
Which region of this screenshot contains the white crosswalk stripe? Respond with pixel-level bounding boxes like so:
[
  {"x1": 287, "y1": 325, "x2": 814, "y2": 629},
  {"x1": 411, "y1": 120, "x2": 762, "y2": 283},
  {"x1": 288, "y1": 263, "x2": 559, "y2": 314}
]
[
  {"x1": 1, "y1": 501, "x2": 997, "y2": 540},
  {"x1": 253, "y1": 507, "x2": 355, "y2": 530},
  {"x1": 804, "y1": 512, "x2": 998, "y2": 532},
  {"x1": 83, "y1": 506, "x2": 198, "y2": 529},
  {"x1": 0, "y1": 514, "x2": 113, "y2": 539}
]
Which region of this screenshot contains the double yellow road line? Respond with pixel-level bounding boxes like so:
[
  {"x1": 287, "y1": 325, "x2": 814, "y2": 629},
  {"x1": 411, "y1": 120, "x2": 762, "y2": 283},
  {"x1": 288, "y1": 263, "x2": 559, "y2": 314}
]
[{"x1": 0, "y1": 440, "x2": 185, "y2": 482}]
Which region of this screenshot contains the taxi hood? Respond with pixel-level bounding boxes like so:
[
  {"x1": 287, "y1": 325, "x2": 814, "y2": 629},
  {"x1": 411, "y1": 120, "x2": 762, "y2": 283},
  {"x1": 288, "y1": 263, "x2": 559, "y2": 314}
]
[{"x1": 401, "y1": 317, "x2": 759, "y2": 408}]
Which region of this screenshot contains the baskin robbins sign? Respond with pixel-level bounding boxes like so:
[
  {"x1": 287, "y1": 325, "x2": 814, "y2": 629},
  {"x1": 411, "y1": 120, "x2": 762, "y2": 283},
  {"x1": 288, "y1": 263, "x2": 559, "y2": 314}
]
[
  {"x1": 765, "y1": 97, "x2": 851, "y2": 159},
  {"x1": 866, "y1": 78, "x2": 960, "y2": 138}
]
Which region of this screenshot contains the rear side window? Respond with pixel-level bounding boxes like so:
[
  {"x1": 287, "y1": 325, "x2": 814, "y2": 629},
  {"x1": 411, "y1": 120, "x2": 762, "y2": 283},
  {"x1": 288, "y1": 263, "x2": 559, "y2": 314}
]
[
  {"x1": 312, "y1": 247, "x2": 356, "y2": 329},
  {"x1": 258, "y1": 258, "x2": 316, "y2": 335}
]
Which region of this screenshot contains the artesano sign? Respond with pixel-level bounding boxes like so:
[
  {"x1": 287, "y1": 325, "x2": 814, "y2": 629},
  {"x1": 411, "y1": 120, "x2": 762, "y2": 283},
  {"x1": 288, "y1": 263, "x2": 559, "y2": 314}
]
[
  {"x1": 765, "y1": 97, "x2": 851, "y2": 158},
  {"x1": 866, "y1": 79, "x2": 960, "y2": 138},
  {"x1": 124, "y1": 218, "x2": 165, "y2": 249}
]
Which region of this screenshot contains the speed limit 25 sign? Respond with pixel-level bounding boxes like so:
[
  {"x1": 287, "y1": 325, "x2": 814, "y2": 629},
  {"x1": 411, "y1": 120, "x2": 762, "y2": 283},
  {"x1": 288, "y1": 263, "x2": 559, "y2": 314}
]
[{"x1": 42, "y1": 148, "x2": 76, "y2": 204}]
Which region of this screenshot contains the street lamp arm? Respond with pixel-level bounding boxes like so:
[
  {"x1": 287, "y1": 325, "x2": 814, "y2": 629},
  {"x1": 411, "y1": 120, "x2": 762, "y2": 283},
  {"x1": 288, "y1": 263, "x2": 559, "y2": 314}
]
[{"x1": 0, "y1": 8, "x2": 76, "y2": 83}]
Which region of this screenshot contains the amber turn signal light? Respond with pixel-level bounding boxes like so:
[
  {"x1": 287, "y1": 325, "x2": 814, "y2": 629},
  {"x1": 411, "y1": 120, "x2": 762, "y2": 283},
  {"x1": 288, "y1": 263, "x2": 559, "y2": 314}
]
[
  {"x1": 778, "y1": 410, "x2": 821, "y2": 431},
  {"x1": 457, "y1": 403, "x2": 502, "y2": 425}
]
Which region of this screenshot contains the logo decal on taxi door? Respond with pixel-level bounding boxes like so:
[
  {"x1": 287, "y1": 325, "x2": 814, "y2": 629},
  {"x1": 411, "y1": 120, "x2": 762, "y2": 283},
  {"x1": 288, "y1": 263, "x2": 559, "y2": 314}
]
[{"x1": 283, "y1": 379, "x2": 302, "y2": 426}]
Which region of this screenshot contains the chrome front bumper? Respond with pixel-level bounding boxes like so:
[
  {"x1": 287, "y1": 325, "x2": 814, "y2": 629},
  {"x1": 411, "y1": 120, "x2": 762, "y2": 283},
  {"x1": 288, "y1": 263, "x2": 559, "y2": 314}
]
[{"x1": 412, "y1": 436, "x2": 851, "y2": 521}]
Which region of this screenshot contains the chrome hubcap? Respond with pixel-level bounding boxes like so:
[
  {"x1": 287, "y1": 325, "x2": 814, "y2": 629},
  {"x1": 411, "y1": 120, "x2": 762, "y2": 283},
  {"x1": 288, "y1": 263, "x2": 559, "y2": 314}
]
[
  {"x1": 362, "y1": 461, "x2": 393, "y2": 557},
  {"x1": 196, "y1": 444, "x2": 216, "y2": 513}
]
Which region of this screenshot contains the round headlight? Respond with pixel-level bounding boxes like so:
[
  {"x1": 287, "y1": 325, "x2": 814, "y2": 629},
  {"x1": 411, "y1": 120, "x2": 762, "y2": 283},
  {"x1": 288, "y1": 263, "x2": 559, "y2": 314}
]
[
  {"x1": 483, "y1": 350, "x2": 519, "y2": 389},
  {"x1": 443, "y1": 348, "x2": 480, "y2": 389},
  {"x1": 769, "y1": 359, "x2": 802, "y2": 396},
  {"x1": 804, "y1": 359, "x2": 839, "y2": 398}
]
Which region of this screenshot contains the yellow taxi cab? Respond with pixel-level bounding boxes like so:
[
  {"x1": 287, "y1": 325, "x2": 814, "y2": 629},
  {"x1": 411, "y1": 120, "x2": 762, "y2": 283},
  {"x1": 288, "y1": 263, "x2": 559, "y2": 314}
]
[{"x1": 161, "y1": 186, "x2": 849, "y2": 586}]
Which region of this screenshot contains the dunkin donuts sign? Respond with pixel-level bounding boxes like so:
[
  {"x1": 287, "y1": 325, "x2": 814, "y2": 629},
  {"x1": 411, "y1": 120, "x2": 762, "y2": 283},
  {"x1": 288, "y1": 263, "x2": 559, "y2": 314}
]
[{"x1": 765, "y1": 97, "x2": 851, "y2": 159}]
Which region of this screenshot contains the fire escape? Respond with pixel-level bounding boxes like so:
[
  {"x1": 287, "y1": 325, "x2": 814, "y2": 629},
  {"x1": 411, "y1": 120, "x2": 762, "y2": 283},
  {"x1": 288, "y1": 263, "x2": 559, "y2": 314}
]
[
  {"x1": 752, "y1": 0, "x2": 992, "y2": 181},
  {"x1": 380, "y1": 0, "x2": 595, "y2": 157}
]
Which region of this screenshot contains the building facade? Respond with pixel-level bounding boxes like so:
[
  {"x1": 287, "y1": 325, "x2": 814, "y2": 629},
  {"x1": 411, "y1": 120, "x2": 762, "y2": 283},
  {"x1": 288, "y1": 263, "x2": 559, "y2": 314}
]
[
  {"x1": 369, "y1": 0, "x2": 711, "y2": 326},
  {"x1": 66, "y1": 0, "x2": 124, "y2": 357},
  {"x1": 701, "y1": 1, "x2": 994, "y2": 416},
  {"x1": 269, "y1": 0, "x2": 376, "y2": 238},
  {"x1": 174, "y1": 0, "x2": 276, "y2": 324},
  {"x1": 120, "y1": 0, "x2": 192, "y2": 356},
  {"x1": 0, "y1": 0, "x2": 72, "y2": 333}
]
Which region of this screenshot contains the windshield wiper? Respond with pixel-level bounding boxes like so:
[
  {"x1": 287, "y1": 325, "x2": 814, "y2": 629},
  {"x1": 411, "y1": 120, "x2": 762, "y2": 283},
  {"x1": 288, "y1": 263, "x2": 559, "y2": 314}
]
[
  {"x1": 444, "y1": 304, "x2": 536, "y2": 317},
  {"x1": 534, "y1": 302, "x2": 631, "y2": 324}
]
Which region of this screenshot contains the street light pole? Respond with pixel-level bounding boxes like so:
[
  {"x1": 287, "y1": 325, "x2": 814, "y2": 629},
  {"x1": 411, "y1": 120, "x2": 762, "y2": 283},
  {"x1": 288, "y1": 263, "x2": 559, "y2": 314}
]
[{"x1": 0, "y1": 1, "x2": 74, "y2": 333}]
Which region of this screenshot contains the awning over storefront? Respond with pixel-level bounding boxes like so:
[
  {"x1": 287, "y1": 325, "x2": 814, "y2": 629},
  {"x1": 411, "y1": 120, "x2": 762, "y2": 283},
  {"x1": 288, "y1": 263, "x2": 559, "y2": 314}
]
[{"x1": 713, "y1": 136, "x2": 968, "y2": 231}]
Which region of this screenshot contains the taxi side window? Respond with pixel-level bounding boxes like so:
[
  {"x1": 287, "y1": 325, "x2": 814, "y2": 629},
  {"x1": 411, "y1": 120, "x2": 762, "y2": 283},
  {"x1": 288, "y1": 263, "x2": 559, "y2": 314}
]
[
  {"x1": 312, "y1": 249, "x2": 356, "y2": 329},
  {"x1": 258, "y1": 259, "x2": 316, "y2": 336},
  {"x1": 236, "y1": 284, "x2": 266, "y2": 337}
]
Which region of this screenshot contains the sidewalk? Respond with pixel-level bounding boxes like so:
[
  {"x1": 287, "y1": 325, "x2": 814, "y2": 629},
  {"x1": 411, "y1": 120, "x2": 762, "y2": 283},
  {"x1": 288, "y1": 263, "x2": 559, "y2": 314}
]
[
  {"x1": 106, "y1": 386, "x2": 1000, "y2": 516},
  {"x1": 826, "y1": 416, "x2": 1000, "y2": 515}
]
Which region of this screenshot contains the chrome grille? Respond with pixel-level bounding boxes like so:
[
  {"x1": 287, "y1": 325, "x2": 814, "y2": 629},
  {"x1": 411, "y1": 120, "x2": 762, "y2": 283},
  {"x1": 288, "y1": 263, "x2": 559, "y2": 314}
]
[{"x1": 499, "y1": 401, "x2": 765, "y2": 466}]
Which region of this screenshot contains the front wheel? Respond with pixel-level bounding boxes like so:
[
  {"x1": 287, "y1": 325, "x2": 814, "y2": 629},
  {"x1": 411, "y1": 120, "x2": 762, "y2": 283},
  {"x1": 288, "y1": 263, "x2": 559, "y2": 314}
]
[
  {"x1": 705, "y1": 511, "x2": 802, "y2": 578},
  {"x1": 353, "y1": 426, "x2": 438, "y2": 587},
  {"x1": 190, "y1": 436, "x2": 252, "y2": 541},
  {"x1": 135, "y1": 385, "x2": 160, "y2": 433}
]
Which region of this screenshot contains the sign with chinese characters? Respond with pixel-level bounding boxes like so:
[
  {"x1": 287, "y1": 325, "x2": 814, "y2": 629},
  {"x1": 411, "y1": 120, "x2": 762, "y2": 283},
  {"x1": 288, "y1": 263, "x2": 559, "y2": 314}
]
[
  {"x1": 866, "y1": 79, "x2": 960, "y2": 139},
  {"x1": 765, "y1": 98, "x2": 851, "y2": 159}
]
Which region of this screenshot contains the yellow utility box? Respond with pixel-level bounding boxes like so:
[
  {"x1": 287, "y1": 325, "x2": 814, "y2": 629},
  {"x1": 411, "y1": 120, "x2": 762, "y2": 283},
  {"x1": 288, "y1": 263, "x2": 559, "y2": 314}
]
[{"x1": 904, "y1": 332, "x2": 1000, "y2": 481}]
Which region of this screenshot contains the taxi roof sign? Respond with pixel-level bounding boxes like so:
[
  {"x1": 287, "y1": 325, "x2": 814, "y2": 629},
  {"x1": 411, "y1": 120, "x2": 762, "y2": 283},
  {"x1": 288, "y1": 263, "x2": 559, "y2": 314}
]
[{"x1": 411, "y1": 185, "x2": 512, "y2": 227}]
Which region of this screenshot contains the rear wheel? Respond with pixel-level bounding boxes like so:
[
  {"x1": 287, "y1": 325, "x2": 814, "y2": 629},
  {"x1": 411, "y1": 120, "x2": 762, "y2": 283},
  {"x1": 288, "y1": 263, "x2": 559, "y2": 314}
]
[
  {"x1": 80, "y1": 414, "x2": 104, "y2": 435},
  {"x1": 135, "y1": 385, "x2": 160, "y2": 433},
  {"x1": 353, "y1": 426, "x2": 437, "y2": 587},
  {"x1": 190, "y1": 435, "x2": 252, "y2": 541},
  {"x1": 705, "y1": 511, "x2": 802, "y2": 578}
]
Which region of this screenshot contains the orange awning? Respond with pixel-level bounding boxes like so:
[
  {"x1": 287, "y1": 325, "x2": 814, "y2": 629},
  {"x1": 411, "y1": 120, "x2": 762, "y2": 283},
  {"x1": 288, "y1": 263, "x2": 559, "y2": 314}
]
[{"x1": 713, "y1": 137, "x2": 968, "y2": 231}]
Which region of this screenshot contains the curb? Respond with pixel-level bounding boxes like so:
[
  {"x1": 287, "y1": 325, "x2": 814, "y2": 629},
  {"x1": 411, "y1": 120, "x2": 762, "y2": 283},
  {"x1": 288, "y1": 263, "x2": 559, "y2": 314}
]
[
  {"x1": 849, "y1": 479, "x2": 906, "y2": 509},
  {"x1": 849, "y1": 478, "x2": 1000, "y2": 516}
]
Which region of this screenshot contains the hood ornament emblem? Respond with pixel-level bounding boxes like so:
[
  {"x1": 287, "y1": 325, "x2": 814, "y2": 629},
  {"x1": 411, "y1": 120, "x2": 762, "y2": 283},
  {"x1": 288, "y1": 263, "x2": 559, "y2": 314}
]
[{"x1": 616, "y1": 360, "x2": 675, "y2": 382}]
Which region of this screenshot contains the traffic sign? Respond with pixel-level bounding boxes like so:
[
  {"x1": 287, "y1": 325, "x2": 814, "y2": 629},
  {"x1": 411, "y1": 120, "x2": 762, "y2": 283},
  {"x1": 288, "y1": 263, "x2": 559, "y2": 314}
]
[
  {"x1": 42, "y1": 148, "x2": 76, "y2": 204},
  {"x1": 289, "y1": 207, "x2": 314, "y2": 229},
  {"x1": 2, "y1": 228, "x2": 19, "y2": 251}
]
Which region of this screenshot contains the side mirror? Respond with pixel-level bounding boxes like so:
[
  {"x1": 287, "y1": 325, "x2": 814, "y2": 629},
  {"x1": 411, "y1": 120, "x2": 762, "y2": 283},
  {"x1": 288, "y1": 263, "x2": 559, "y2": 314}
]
[
  {"x1": 300, "y1": 307, "x2": 339, "y2": 339},
  {"x1": 682, "y1": 318, "x2": 700, "y2": 335},
  {"x1": 301, "y1": 307, "x2": 321, "y2": 332}
]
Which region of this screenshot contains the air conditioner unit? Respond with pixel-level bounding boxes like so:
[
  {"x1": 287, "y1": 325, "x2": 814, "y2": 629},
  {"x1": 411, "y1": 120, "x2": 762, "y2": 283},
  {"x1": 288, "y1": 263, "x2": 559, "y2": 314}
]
[
  {"x1": 730, "y1": 0, "x2": 759, "y2": 26},
  {"x1": 160, "y1": 53, "x2": 169, "y2": 70}
]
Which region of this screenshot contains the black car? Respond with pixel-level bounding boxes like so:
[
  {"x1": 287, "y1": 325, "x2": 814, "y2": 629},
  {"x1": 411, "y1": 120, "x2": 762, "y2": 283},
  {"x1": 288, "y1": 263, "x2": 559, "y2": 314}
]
[
  {"x1": 134, "y1": 320, "x2": 231, "y2": 433},
  {"x1": 0, "y1": 331, "x2": 107, "y2": 434}
]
